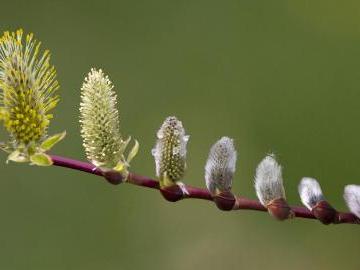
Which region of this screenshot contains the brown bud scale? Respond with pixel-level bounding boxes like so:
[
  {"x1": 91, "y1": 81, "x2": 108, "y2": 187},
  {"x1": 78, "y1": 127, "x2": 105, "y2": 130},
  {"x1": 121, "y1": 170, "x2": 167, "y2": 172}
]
[
  {"x1": 266, "y1": 198, "x2": 294, "y2": 221},
  {"x1": 213, "y1": 191, "x2": 236, "y2": 211},
  {"x1": 160, "y1": 185, "x2": 184, "y2": 202},
  {"x1": 102, "y1": 170, "x2": 124, "y2": 185},
  {"x1": 311, "y1": 200, "x2": 337, "y2": 225}
]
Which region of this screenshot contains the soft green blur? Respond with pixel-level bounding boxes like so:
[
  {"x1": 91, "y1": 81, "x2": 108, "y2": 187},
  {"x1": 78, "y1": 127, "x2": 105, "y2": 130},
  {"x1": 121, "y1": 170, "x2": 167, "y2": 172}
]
[{"x1": 1, "y1": 1, "x2": 360, "y2": 269}]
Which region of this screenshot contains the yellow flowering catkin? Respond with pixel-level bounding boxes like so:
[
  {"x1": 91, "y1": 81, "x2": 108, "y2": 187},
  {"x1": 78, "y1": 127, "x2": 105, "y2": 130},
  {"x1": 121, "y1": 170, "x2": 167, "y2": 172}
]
[
  {"x1": 0, "y1": 29, "x2": 62, "y2": 164},
  {"x1": 0, "y1": 29, "x2": 59, "y2": 145}
]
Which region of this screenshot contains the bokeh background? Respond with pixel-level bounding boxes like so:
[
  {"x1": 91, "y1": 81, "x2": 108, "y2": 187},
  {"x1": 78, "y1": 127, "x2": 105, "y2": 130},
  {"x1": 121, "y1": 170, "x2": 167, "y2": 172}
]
[{"x1": 1, "y1": 0, "x2": 360, "y2": 269}]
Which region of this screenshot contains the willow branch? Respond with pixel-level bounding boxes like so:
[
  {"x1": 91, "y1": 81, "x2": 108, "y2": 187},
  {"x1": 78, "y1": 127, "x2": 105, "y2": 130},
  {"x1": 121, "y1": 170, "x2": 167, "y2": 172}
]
[{"x1": 50, "y1": 155, "x2": 360, "y2": 225}]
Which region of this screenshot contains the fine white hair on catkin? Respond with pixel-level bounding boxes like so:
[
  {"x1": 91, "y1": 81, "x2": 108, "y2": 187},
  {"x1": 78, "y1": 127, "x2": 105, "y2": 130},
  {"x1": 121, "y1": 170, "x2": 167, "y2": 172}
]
[
  {"x1": 344, "y1": 185, "x2": 360, "y2": 218},
  {"x1": 254, "y1": 154, "x2": 285, "y2": 206},
  {"x1": 298, "y1": 177, "x2": 324, "y2": 210},
  {"x1": 151, "y1": 116, "x2": 189, "y2": 182},
  {"x1": 205, "y1": 136, "x2": 237, "y2": 194}
]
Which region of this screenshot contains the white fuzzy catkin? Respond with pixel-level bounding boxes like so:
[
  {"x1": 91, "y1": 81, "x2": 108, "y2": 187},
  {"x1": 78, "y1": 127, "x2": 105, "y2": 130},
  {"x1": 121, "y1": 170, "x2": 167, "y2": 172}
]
[
  {"x1": 344, "y1": 185, "x2": 360, "y2": 218},
  {"x1": 254, "y1": 154, "x2": 285, "y2": 206},
  {"x1": 298, "y1": 177, "x2": 324, "y2": 210},
  {"x1": 151, "y1": 116, "x2": 189, "y2": 182},
  {"x1": 205, "y1": 137, "x2": 237, "y2": 194}
]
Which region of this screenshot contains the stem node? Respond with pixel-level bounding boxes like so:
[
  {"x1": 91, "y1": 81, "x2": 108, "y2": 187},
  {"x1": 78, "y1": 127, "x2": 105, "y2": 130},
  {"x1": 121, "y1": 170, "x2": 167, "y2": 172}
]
[
  {"x1": 160, "y1": 185, "x2": 184, "y2": 202},
  {"x1": 214, "y1": 191, "x2": 236, "y2": 211},
  {"x1": 311, "y1": 201, "x2": 337, "y2": 225},
  {"x1": 102, "y1": 170, "x2": 124, "y2": 185},
  {"x1": 267, "y1": 198, "x2": 294, "y2": 221}
]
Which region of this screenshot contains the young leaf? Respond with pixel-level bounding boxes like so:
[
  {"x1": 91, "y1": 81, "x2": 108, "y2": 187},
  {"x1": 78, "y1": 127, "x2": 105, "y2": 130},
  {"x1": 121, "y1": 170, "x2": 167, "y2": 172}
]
[
  {"x1": 113, "y1": 162, "x2": 126, "y2": 173},
  {"x1": 127, "y1": 139, "x2": 139, "y2": 164},
  {"x1": 119, "y1": 136, "x2": 131, "y2": 155},
  {"x1": 0, "y1": 142, "x2": 12, "y2": 153},
  {"x1": 40, "y1": 131, "x2": 67, "y2": 151},
  {"x1": 30, "y1": 153, "x2": 53, "y2": 166},
  {"x1": 7, "y1": 150, "x2": 29, "y2": 163}
]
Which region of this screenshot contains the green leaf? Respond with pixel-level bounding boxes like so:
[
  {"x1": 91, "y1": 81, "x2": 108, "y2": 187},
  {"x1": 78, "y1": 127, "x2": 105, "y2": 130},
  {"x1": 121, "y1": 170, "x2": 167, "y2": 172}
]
[
  {"x1": 30, "y1": 153, "x2": 53, "y2": 166},
  {"x1": 7, "y1": 150, "x2": 29, "y2": 163},
  {"x1": 0, "y1": 142, "x2": 12, "y2": 153},
  {"x1": 126, "y1": 139, "x2": 139, "y2": 164},
  {"x1": 119, "y1": 136, "x2": 131, "y2": 154},
  {"x1": 40, "y1": 131, "x2": 66, "y2": 151},
  {"x1": 113, "y1": 161, "x2": 126, "y2": 173}
]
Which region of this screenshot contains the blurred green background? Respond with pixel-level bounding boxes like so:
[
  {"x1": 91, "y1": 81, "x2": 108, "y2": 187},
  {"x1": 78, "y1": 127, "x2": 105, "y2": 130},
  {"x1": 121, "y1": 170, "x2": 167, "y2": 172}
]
[{"x1": 1, "y1": 0, "x2": 360, "y2": 269}]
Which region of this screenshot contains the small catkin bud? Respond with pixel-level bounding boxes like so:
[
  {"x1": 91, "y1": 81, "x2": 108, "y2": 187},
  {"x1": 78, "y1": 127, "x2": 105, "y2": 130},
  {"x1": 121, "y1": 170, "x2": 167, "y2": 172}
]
[
  {"x1": 152, "y1": 116, "x2": 189, "y2": 187},
  {"x1": 344, "y1": 185, "x2": 360, "y2": 218},
  {"x1": 254, "y1": 154, "x2": 286, "y2": 206},
  {"x1": 205, "y1": 136, "x2": 237, "y2": 195},
  {"x1": 298, "y1": 177, "x2": 325, "y2": 210},
  {"x1": 298, "y1": 177, "x2": 336, "y2": 224},
  {"x1": 80, "y1": 68, "x2": 138, "y2": 173},
  {"x1": 254, "y1": 154, "x2": 292, "y2": 220}
]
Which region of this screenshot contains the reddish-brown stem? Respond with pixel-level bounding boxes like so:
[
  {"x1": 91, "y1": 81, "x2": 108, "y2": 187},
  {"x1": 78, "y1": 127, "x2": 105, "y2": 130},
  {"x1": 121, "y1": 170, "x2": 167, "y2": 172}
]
[{"x1": 50, "y1": 155, "x2": 360, "y2": 225}]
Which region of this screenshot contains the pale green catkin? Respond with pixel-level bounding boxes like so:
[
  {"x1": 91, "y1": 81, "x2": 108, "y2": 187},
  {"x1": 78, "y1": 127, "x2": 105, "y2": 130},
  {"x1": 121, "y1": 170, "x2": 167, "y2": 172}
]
[
  {"x1": 152, "y1": 116, "x2": 189, "y2": 186},
  {"x1": 80, "y1": 68, "x2": 127, "y2": 169}
]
